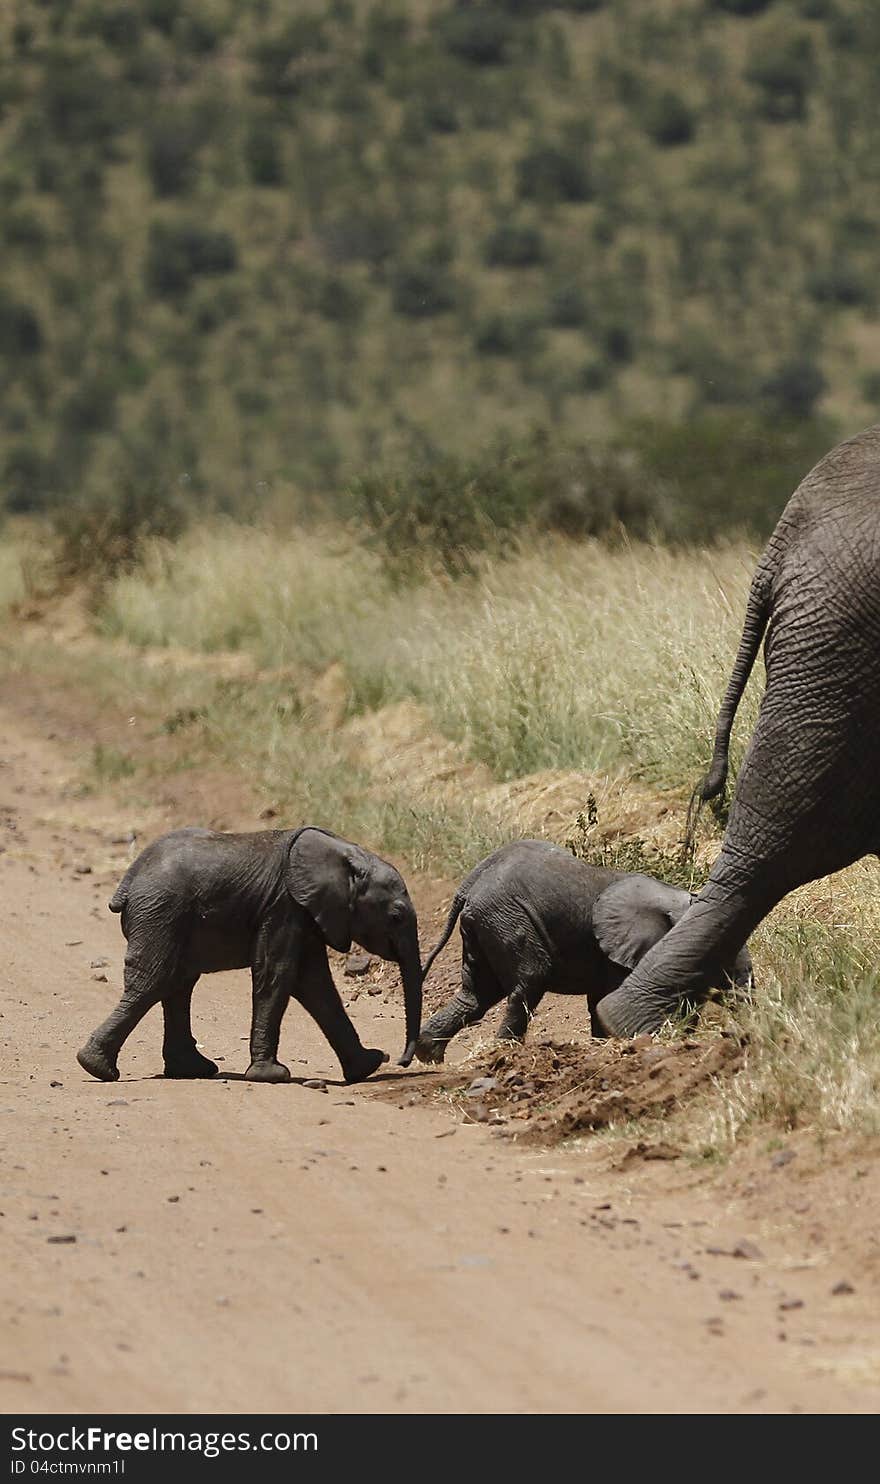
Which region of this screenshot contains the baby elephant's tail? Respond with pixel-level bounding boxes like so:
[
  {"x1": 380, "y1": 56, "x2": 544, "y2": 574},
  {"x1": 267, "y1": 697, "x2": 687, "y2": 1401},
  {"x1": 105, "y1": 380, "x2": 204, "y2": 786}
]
[{"x1": 422, "y1": 891, "x2": 466, "y2": 980}]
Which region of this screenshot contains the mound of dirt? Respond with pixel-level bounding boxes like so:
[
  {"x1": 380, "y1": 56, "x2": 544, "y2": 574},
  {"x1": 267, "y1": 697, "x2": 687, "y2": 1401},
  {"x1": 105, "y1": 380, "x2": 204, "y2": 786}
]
[{"x1": 398, "y1": 1033, "x2": 744, "y2": 1145}]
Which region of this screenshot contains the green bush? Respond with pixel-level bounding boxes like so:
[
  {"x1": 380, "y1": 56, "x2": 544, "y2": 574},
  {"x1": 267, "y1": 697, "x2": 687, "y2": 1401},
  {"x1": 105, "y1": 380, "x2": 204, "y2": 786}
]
[
  {"x1": 640, "y1": 89, "x2": 696, "y2": 146},
  {"x1": 806, "y1": 261, "x2": 871, "y2": 307},
  {"x1": 389, "y1": 259, "x2": 457, "y2": 317},
  {"x1": 761, "y1": 358, "x2": 827, "y2": 420},
  {"x1": 250, "y1": 16, "x2": 331, "y2": 97},
  {"x1": 437, "y1": 6, "x2": 515, "y2": 67},
  {"x1": 145, "y1": 112, "x2": 203, "y2": 197},
  {"x1": 484, "y1": 219, "x2": 544, "y2": 267},
  {"x1": 145, "y1": 219, "x2": 238, "y2": 298},
  {"x1": 244, "y1": 119, "x2": 284, "y2": 185},
  {"x1": 473, "y1": 311, "x2": 540, "y2": 357},
  {"x1": 517, "y1": 140, "x2": 592, "y2": 202},
  {"x1": 0, "y1": 296, "x2": 42, "y2": 357},
  {"x1": 547, "y1": 281, "x2": 588, "y2": 327},
  {"x1": 745, "y1": 31, "x2": 815, "y2": 121},
  {"x1": 625, "y1": 411, "x2": 834, "y2": 540}
]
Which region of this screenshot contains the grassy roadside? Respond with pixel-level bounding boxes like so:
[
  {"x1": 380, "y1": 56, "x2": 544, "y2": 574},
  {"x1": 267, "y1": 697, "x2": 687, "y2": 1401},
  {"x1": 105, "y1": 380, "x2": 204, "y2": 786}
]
[{"x1": 3, "y1": 520, "x2": 880, "y2": 1145}]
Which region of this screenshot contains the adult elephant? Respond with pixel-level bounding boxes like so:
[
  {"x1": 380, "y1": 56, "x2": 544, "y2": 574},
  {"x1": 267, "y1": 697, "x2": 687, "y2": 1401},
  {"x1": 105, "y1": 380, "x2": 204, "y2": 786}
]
[
  {"x1": 77, "y1": 826, "x2": 423, "y2": 1083},
  {"x1": 598, "y1": 422, "x2": 880, "y2": 1037}
]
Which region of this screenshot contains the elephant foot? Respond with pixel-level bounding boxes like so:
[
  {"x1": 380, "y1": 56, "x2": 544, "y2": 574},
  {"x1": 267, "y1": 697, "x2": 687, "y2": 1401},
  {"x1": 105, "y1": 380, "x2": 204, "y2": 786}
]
[
  {"x1": 496, "y1": 1026, "x2": 525, "y2": 1044},
  {"x1": 164, "y1": 1047, "x2": 219, "y2": 1079},
  {"x1": 414, "y1": 1035, "x2": 447, "y2": 1065},
  {"x1": 595, "y1": 985, "x2": 664, "y2": 1038},
  {"x1": 343, "y1": 1048, "x2": 389, "y2": 1084},
  {"x1": 77, "y1": 1039, "x2": 120, "y2": 1083},
  {"x1": 245, "y1": 1058, "x2": 291, "y2": 1083}
]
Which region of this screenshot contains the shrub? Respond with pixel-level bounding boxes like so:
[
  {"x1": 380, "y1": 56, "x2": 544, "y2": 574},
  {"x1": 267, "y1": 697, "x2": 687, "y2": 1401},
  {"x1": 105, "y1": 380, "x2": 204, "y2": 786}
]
[
  {"x1": 761, "y1": 358, "x2": 827, "y2": 420},
  {"x1": 806, "y1": 261, "x2": 871, "y2": 308},
  {"x1": 625, "y1": 411, "x2": 835, "y2": 540},
  {"x1": 145, "y1": 114, "x2": 202, "y2": 197},
  {"x1": 546, "y1": 280, "x2": 587, "y2": 327},
  {"x1": 473, "y1": 311, "x2": 540, "y2": 357},
  {"x1": 640, "y1": 89, "x2": 696, "y2": 147},
  {"x1": 711, "y1": 0, "x2": 774, "y2": 13},
  {"x1": 517, "y1": 141, "x2": 592, "y2": 203},
  {"x1": 437, "y1": 6, "x2": 515, "y2": 67},
  {"x1": 389, "y1": 260, "x2": 457, "y2": 317},
  {"x1": 484, "y1": 220, "x2": 544, "y2": 267},
  {"x1": 250, "y1": 17, "x2": 330, "y2": 97},
  {"x1": 861, "y1": 370, "x2": 880, "y2": 405},
  {"x1": 244, "y1": 120, "x2": 284, "y2": 185},
  {"x1": 0, "y1": 296, "x2": 42, "y2": 357},
  {"x1": 52, "y1": 474, "x2": 187, "y2": 586},
  {"x1": 145, "y1": 220, "x2": 238, "y2": 298},
  {"x1": 745, "y1": 31, "x2": 815, "y2": 121}
]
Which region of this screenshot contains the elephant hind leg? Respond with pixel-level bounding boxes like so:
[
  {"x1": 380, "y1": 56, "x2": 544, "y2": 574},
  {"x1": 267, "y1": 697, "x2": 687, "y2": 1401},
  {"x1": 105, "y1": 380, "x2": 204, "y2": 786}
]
[
  {"x1": 78, "y1": 929, "x2": 185, "y2": 1082},
  {"x1": 162, "y1": 977, "x2": 217, "y2": 1078},
  {"x1": 497, "y1": 980, "x2": 546, "y2": 1043},
  {"x1": 416, "y1": 932, "x2": 505, "y2": 1064}
]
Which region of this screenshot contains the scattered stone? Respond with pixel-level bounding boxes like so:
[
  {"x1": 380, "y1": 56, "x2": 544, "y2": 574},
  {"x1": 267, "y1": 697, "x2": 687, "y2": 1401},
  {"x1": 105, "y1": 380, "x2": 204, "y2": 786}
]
[
  {"x1": 344, "y1": 953, "x2": 373, "y2": 977},
  {"x1": 778, "y1": 1298, "x2": 804, "y2": 1312},
  {"x1": 74, "y1": 864, "x2": 92, "y2": 875},
  {"x1": 466, "y1": 1077, "x2": 498, "y2": 1095},
  {"x1": 65, "y1": 941, "x2": 83, "y2": 947},
  {"x1": 770, "y1": 1149, "x2": 796, "y2": 1170},
  {"x1": 303, "y1": 1079, "x2": 328, "y2": 1092},
  {"x1": 107, "y1": 1100, "x2": 128, "y2": 1107},
  {"x1": 49, "y1": 1081, "x2": 62, "y2": 1088},
  {"x1": 259, "y1": 806, "x2": 278, "y2": 820},
  {"x1": 732, "y1": 1239, "x2": 764, "y2": 1261},
  {"x1": 92, "y1": 973, "x2": 108, "y2": 983},
  {"x1": 831, "y1": 1280, "x2": 855, "y2": 1296},
  {"x1": 0, "y1": 1369, "x2": 32, "y2": 1383},
  {"x1": 90, "y1": 958, "x2": 110, "y2": 970},
  {"x1": 167, "y1": 1196, "x2": 179, "y2": 1203},
  {"x1": 435, "y1": 1128, "x2": 456, "y2": 1138},
  {"x1": 719, "y1": 1289, "x2": 741, "y2": 1302},
  {"x1": 47, "y1": 1235, "x2": 77, "y2": 1245}
]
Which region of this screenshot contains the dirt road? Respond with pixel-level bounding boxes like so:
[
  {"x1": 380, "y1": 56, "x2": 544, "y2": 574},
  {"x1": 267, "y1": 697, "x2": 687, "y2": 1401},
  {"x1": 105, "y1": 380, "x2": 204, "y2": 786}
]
[{"x1": 1, "y1": 689, "x2": 878, "y2": 1414}]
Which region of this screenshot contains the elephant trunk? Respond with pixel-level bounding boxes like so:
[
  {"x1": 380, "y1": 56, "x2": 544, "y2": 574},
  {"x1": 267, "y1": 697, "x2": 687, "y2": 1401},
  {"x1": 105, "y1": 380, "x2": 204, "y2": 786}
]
[{"x1": 396, "y1": 924, "x2": 423, "y2": 1067}]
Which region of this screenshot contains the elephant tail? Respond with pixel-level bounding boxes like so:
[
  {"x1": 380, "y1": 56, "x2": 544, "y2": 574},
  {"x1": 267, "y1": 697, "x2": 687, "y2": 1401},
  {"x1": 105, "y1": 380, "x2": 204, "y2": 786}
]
[
  {"x1": 421, "y1": 891, "x2": 466, "y2": 980},
  {"x1": 683, "y1": 565, "x2": 772, "y2": 858}
]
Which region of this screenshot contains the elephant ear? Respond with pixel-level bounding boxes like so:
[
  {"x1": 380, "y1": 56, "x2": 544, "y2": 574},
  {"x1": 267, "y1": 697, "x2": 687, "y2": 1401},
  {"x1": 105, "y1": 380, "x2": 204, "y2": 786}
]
[
  {"x1": 593, "y1": 875, "x2": 692, "y2": 971},
  {"x1": 285, "y1": 829, "x2": 359, "y2": 953}
]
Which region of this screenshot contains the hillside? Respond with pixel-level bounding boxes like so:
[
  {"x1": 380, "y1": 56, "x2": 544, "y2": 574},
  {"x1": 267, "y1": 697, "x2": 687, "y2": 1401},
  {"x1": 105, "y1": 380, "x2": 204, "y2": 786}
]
[{"x1": 2, "y1": 0, "x2": 879, "y2": 524}]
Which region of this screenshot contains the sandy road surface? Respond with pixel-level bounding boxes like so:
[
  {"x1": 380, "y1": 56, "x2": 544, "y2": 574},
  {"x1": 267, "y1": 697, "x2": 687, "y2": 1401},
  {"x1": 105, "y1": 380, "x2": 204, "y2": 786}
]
[{"x1": 1, "y1": 693, "x2": 878, "y2": 1414}]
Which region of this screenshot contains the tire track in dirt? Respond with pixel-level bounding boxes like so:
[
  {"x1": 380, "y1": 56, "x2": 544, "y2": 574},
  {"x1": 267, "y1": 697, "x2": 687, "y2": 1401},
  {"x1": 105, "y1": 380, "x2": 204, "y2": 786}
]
[{"x1": 1, "y1": 688, "x2": 878, "y2": 1414}]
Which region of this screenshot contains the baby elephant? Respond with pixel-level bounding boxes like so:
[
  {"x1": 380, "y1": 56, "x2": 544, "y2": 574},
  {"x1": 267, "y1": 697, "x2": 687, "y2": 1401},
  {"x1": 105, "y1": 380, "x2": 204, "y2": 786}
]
[
  {"x1": 415, "y1": 839, "x2": 752, "y2": 1062},
  {"x1": 77, "y1": 825, "x2": 423, "y2": 1085}
]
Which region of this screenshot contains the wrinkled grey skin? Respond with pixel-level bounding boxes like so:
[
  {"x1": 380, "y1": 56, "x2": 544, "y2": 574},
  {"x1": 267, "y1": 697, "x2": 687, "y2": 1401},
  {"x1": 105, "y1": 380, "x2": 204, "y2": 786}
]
[
  {"x1": 414, "y1": 840, "x2": 752, "y2": 1063},
  {"x1": 599, "y1": 423, "x2": 880, "y2": 1037},
  {"x1": 77, "y1": 825, "x2": 423, "y2": 1085}
]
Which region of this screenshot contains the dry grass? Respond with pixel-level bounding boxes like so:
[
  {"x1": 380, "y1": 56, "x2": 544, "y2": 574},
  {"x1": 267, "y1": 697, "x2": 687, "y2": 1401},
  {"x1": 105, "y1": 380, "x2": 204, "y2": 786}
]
[
  {"x1": 0, "y1": 533, "x2": 27, "y2": 616},
  {"x1": 99, "y1": 525, "x2": 764, "y2": 788}
]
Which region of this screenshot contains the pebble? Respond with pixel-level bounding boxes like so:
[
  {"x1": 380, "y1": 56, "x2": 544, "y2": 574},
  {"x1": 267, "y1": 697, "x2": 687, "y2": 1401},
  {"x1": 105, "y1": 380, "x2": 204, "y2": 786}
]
[
  {"x1": 831, "y1": 1279, "x2": 855, "y2": 1296},
  {"x1": 344, "y1": 953, "x2": 373, "y2": 977},
  {"x1": 303, "y1": 1079, "x2": 328, "y2": 1092},
  {"x1": 47, "y1": 1235, "x2": 77, "y2": 1245}
]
